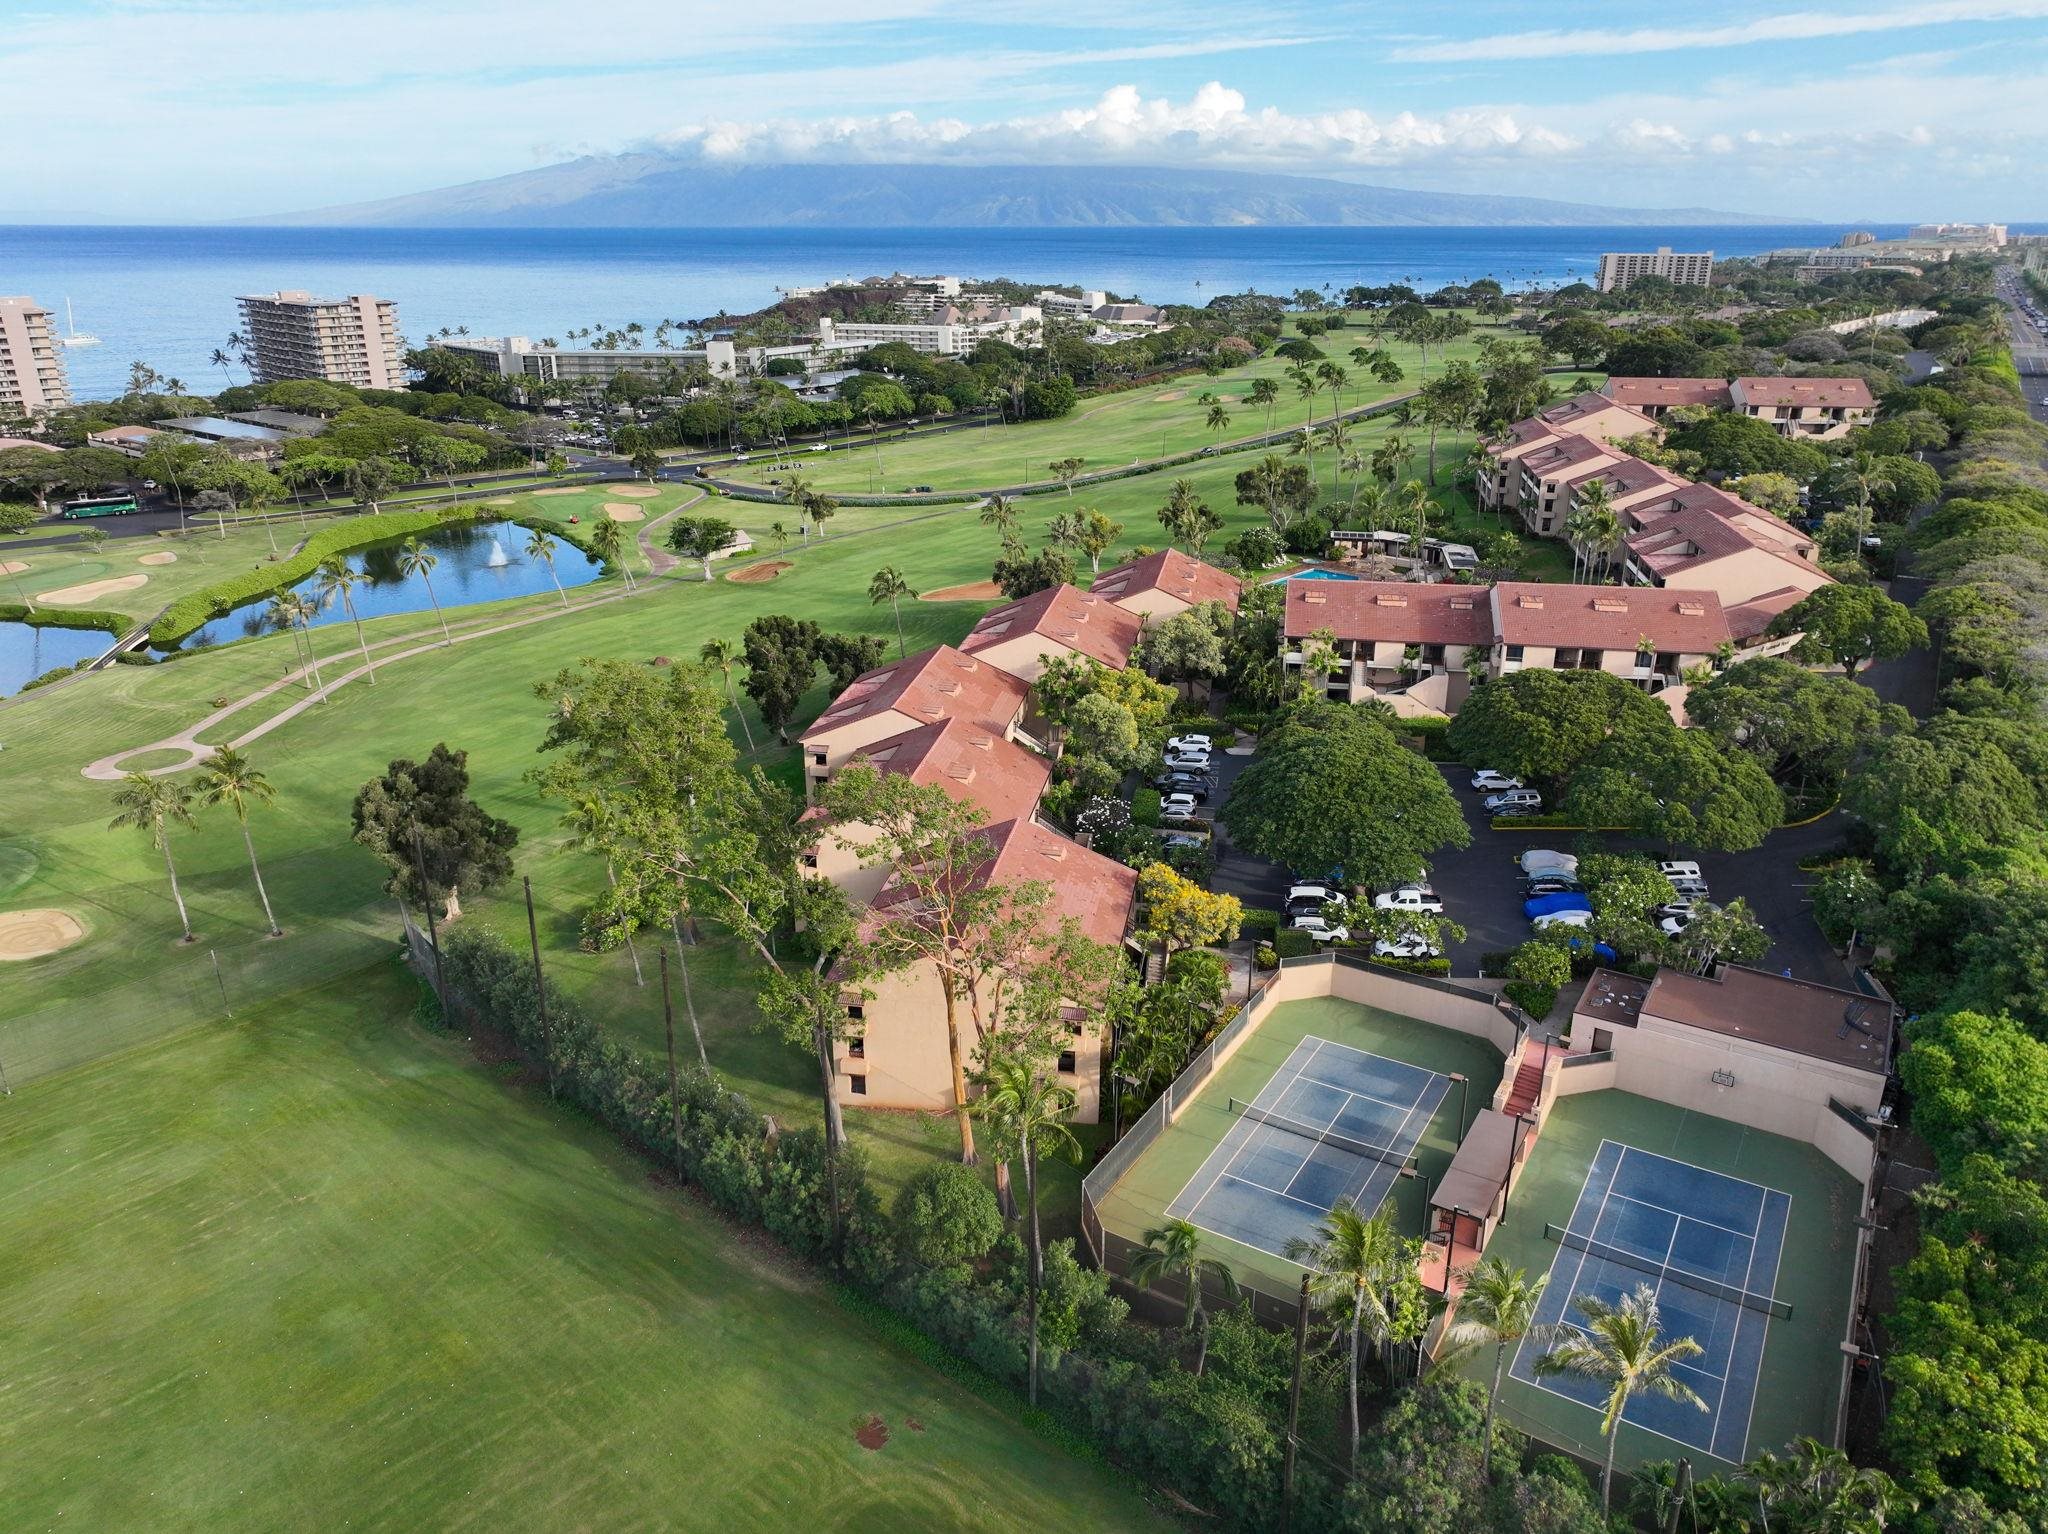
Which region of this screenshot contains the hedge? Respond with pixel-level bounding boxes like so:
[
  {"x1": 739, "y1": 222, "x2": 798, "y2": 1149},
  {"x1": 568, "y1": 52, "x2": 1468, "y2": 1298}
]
[
  {"x1": 0, "y1": 603, "x2": 129, "y2": 637},
  {"x1": 147, "y1": 507, "x2": 603, "y2": 646},
  {"x1": 1273, "y1": 929, "x2": 1317, "y2": 960},
  {"x1": 1240, "y1": 907, "x2": 1282, "y2": 941}
]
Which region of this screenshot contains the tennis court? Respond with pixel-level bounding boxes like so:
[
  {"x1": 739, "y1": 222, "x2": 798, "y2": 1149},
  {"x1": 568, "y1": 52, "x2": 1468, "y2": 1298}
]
[
  {"x1": 1510, "y1": 1139, "x2": 1791, "y2": 1463},
  {"x1": 1167, "y1": 1036, "x2": 1451, "y2": 1259}
]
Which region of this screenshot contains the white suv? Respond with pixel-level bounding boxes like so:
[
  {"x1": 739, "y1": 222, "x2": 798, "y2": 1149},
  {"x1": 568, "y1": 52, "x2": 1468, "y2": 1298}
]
[
  {"x1": 1166, "y1": 733, "x2": 1213, "y2": 755},
  {"x1": 1290, "y1": 913, "x2": 1350, "y2": 944},
  {"x1": 1470, "y1": 770, "x2": 1523, "y2": 793}
]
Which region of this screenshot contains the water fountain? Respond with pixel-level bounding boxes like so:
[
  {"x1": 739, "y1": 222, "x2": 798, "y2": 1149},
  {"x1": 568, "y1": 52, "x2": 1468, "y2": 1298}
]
[{"x1": 486, "y1": 536, "x2": 510, "y2": 567}]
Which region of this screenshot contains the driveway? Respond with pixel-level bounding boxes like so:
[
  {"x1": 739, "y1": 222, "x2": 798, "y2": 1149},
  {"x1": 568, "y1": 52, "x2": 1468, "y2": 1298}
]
[{"x1": 1206, "y1": 750, "x2": 1852, "y2": 986}]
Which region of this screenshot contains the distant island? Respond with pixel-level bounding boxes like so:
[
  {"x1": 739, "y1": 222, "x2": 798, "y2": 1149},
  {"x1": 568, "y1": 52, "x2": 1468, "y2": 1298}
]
[{"x1": 256, "y1": 160, "x2": 1794, "y2": 229}]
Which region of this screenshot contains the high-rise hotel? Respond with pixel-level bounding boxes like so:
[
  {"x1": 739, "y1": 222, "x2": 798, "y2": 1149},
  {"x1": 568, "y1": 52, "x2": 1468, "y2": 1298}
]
[
  {"x1": 0, "y1": 296, "x2": 72, "y2": 416},
  {"x1": 235, "y1": 290, "x2": 403, "y2": 390}
]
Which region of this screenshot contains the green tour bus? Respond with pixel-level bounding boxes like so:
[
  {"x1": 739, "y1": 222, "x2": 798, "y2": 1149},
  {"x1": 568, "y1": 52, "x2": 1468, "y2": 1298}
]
[{"x1": 61, "y1": 494, "x2": 142, "y2": 519}]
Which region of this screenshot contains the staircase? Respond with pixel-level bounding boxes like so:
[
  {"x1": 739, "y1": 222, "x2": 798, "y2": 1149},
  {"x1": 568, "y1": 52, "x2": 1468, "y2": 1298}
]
[{"x1": 1504, "y1": 1040, "x2": 1550, "y2": 1119}]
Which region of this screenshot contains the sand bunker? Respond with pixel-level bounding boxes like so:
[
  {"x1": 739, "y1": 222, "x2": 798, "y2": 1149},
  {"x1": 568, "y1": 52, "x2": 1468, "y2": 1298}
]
[
  {"x1": 726, "y1": 560, "x2": 792, "y2": 584},
  {"x1": 0, "y1": 561, "x2": 27, "y2": 575},
  {"x1": 137, "y1": 551, "x2": 177, "y2": 566},
  {"x1": 602, "y1": 483, "x2": 660, "y2": 499},
  {"x1": 534, "y1": 487, "x2": 583, "y2": 497},
  {"x1": 41, "y1": 573, "x2": 147, "y2": 605},
  {"x1": 920, "y1": 580, "x2": 1003, "y2": 602},
  {"x1": 602, "y1": 503, "x2": 646, "y2": 521},
  {"x1": 1153, "y1": 390, "x2": 1187, "y2": 403},
  {"x1": 486, "y1": 497, "x2": 517, "y2": 506},
  {"x1": 0, "y1": 908, "x2": 85, "y2": 961}
]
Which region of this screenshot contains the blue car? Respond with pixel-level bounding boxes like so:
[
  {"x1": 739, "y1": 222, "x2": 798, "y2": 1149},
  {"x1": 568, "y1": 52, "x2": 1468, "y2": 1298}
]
[
  {"x1": 1563, "y1": 935, "x2": 1620, "y2": 964},
  {"x1": 1524, "y1": 891, "x2": 1594, "y2": 920}
]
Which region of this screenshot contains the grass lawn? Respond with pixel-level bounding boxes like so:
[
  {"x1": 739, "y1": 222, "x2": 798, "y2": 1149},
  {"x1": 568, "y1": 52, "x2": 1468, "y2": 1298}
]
[{"x1": 0, "y1": 963, "x2": 1171, "y2": 1532}]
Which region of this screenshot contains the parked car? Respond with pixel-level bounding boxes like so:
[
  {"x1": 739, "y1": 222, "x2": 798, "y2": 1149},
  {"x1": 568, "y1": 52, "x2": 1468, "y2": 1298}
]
[
  {"x1": 1532, "y1": 909, "x2": 1593, "y2": 931},
  {"x1": 1374, "y1": 885, "x2": 1444, "y2": 914},
  {"x1": 1153, "y1": 776, "x2": 1210, "y2": 802},
  {"x1": 1152, "y1": 767, "x2": 1212, "y2": 790},
  {"x1": 1163, "y1": 745, "x2": 1211, "y2": 767},
  {"x1": 1525, "y1": 891, "x2": 1593, "y2": 920},
  {"x1": 1521, "y1": 876, "x2": 1585, "y2": 897},
  {"x1": 1519, "y1": 850, "x2": 1578, "y2": 878},
  {"x1": 1653, "y1": 900, "x2": 1700, "y2": 921},
  {"x1": 1287, "y1": 883, "x2": 1346, "y2": 910},
  {"x1": 1161, "y1": 833, "x2": 1206, "y2": 850},
  {"x1": 1660, "y1": 903, "x2": 1718, "y2": 937},
  {"x1": 1166, "y1": 733, "x2": 1213, "y2": 755},
  {"x1": 1373, "y1": 932, "x2": 1441, "y2": 960},
  {"x1": 1290, "y1": 914, "x2": 1350, "y2": 943},
  {"x1": 1159, "y1": 794, "x2": 1201, "y2": 822},
  {"x1": 1559, "y1": 935, "x2": 1620, "y2": 964},
  {"x1": 1667, "y1": 875, "x2": 1711, "y2": 899},
  {"x1": 1469, "y1": 770, "x2": 1524, "y2": 793},
  {"x1": 1658, "y1": 861, "x2": 1703, "y2": 882},
  {"x1": 1485, "y1": 788, "x2": 1544, "y2": 814}
]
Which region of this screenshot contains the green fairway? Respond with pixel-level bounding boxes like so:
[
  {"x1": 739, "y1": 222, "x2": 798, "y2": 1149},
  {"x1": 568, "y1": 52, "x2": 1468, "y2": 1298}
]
[{"x1": 0, "y1": 964, "x2": 1170, "y2": 1532}]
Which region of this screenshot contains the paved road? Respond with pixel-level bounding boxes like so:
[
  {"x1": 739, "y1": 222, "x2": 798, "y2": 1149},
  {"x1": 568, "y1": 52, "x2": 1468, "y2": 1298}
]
[
  {"x1": 1993, "y1": 264, "x2": 2048, "y2": 425},
  {"x1": 1202, "y1": 746, "x2": 1852, "y2": 986}
]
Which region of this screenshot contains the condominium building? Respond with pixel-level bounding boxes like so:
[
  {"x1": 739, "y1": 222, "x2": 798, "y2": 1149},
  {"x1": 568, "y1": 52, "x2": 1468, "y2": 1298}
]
[
  {"x1": 1728, "y1": 377, "x2": 1877, "y2": 440},
  {"x1": 1596, "y1": 247, "x2": 1714, "y2": 294},
  {"x1": 0, "y1": 296, "x2": 71, "y2": 415},
  {"x1": 442, "y1": 334, "x2": 739, "y2": 383},
  {"x1": 1090, "y1": 549, "x2": 1242, "y2": 621},
  {"x1": 235, "y1": 290, "x2": 403, "y2": 390},
  {"x1": 816, "y1": 304, "x2": 1043, "y2": 359}
]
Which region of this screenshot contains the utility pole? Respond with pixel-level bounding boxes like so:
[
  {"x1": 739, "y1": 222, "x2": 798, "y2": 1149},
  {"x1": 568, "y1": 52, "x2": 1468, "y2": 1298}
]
[{"x1": 523, "y1": 876, "x2": 555, "y2": 1098}]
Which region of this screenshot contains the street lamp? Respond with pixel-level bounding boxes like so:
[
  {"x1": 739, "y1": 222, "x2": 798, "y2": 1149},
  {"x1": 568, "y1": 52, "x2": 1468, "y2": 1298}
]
[
  {"x1": 1499, "y1": 1113, "x2": 1534, "y2": 1227},
  {"x1": 1448, "y1": 1071, "x2": 1468, "y2": 1137}
]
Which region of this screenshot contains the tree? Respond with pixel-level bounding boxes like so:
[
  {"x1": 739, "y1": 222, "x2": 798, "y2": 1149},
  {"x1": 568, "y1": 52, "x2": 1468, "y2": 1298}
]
[
  {"x1": 1248, "y1": 376, "x2": 1280, "y2": 433},
  {"x1": 345, "y1": 455, "x2": 401, "y2": 512},
  {"x1": 109, "y1": 772, "x2": 198, "y2": 943},
  {"x1": 971, "y1": 1043, "x2": 1082, "y2": 1405},
  {"x1": 1127, "y1": 1218, "x2": 1240, "y2": 1377},
  {"x1": 351, "y1": 743, "x2": 519, "y2": 921},
  {"x1": 1221, "y1": 703, "x2": 1470, "y2": 897},
  {"x1": 587, "y1": 515, "x2": 634, "y2": 591},
  {"x1": 1224, "y1": 526, "x2": 1281, "y2": 570},
  {"x1": 1286, "y1": 1202, "x2": 1423, "y2": 1465},
  {"x1": 1686, "y1": 657, "x2": 1905, "y2": 794},
  {"x1": 1205, "y1": 402, "x2": 1231, "y2": 435},
  {"x1": 991, "y1": 544, "x2": 1074, "y2": 600},
  {"x1": 193, "y1": 746, "x2": 284, "y2": 937},
  {"x1": 666, "y1": 514, "x2": 739, "y2": 581},
  {"x1": 397, "y1": 536, "x2": 451, "y2": 647},
  {"x1": 630, "y1": 445, "x2": 664, "y2": 482},
  {"x1": 1728, "y1": 471, "x2": 1803, "y2": 518},
  {"x1": 1068, "y1": 506, "x2": 1122, "y2": 573},
  {"x1": 523, "y1": 525, "x2": 566, "y2": 609},
  {"x1": 698, "y1": 637, "x2": 756, "y2": 753},
  {"x1": 1536, "y1": 1285, "x2": 1707, "y2": 1510},
  {"x1": 1566, "y1": 727, "x2": 1785, "y2": 853},
  {"x1": 868, "y1": 565, "x2": 916, "y2": 658},
  {"x1": 1442, "y1": 1257, "x2": 1564, "y2": 1481},
  {"x1": 314, "y1": 556, "x2": 378, "y2": 685},
  {"x1": 1846, "y1": 717, "x2": 2042, "y2": 881},
  {"x1": 1236, "y1": 454, "x2": 1315, "y2": 533},
  {"x1": 1447, "y1": 669, "x2": 1671, "y2": 787},
  {"x1": 1899, "y1": 1009, "x2": 2048, "y2": 1169},
  {"x1": 1048, "y1": 456, "x2": 1086, "y2": 496},
  {"x1": 739, "y1": 614, "x2": 825, "y2": 743},
  {"x1": 1157, "y1": 478, "x2": 1222, "y2": 553},
  {"x1": 1771, "y1": 585, "x2": 1927, "y2": 678},
  {"x1": 1131, "y1": 604, "x2": 1229, "y2": 696},
  {"x1": 1563, "y1": 478, "x2": 1621, "y2": 582},
  {"x1": 1135, "y1": 862, "x2": 1242, "y2": 963},
  {"x1": 1417, "y1": 361, "x2": 1482, "y2": 485}
]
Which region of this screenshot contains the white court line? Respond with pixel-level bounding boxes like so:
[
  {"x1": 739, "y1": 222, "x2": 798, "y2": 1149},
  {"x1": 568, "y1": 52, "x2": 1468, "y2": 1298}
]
[
  {"x1": 1615, "y1": 1141, "x2": 1778, "y2": 1202},
  {"x1": 1731, "y1": 1190, "x2": 1792, "y2": 1461},
  {"x1": 1608, "y1": 1189, "x2": 1760, "y2": 1244},
  {"x1": 1176, "y1": 1037, "x2": 1342, "y2": 1218}
]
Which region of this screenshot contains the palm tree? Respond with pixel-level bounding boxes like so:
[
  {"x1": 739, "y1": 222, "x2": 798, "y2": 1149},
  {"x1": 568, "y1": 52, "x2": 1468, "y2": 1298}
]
[
  {"x1": 1441, "y1": 1257, "x2": 1564, "y2": 1480},
  {"x1": 1205, "y1": 401, "x2": 1231, "y2": 436},
  {"x1": 869, "y1": 566, "x2": 916, "y2": 659},
  {"x1": 397, "y1": 537, "x2": 451, "y2": 647},
  {"x1": 110, "y1": 772, "x2": 198, "y2": 943},
  {"x1": 265, "y1": 591, "x2": 309, "y2": 676},
  {"x1": 1746, "y1": 1435, "x2": 1910, "y2": 1532},
  {"x1": 971, "y1": 1052, "x2": 1081, "y2": 1406},
  {"x1": 588, "y1": 517, "x2": 633, "y2": 592},
  {"x1": 764, "y1": 521, "x2": 790, "y2": 554},
  {"x1": 196, "y1": 747, "x2": 282, "y2": 936},
  {"x1": 1249, "y1": 376, "x2": 1280, "y2": 435},
  {"x1": 979, "y1": 494, "x2": 1017, "y2": 539},
  {"x1": 1317, "y1": 361, "x2": 1350, "y2": 424},
  {"x1": 282, "y1": 590, "x2": 327, "y2": 698},
  {"x1": 315, "y1": 556, "x2": 377, "y2": 685},
  {"x1": 1128, "y1": 1218, "x2": 1241, "y2": 1377},
  {"x1": 562, "y1": 794, "x2": 643, "y2": 987},
  {"x1": 524, "y1": 525, "x2": 567, "y2": 608},
  {"x1": 1285, "y1": 1201, "x2": 1411, "y2": 1465},
  {"x1": 699, "y1": 638, "x2": 755, "y2": 752},
  {"x1": 1535, "y1": 1284, "x2": 1707, "y2": 1510}
]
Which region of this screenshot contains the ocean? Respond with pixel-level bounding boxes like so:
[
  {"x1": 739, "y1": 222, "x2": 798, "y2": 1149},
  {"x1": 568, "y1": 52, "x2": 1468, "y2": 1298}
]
[{"x1": 3, "y1": 222, "x2": 1929, "y2": 402}]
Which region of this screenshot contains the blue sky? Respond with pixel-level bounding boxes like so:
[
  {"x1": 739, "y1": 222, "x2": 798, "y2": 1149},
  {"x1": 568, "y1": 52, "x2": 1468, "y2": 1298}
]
[{"x1": 5, "y1": 0, "x2": 2046, "y2": 220}]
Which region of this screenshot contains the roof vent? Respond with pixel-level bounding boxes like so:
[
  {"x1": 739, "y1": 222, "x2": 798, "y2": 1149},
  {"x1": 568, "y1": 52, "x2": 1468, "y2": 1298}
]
[
  {"x1": 1676, "y1": 600, "x2": 1706, "y2": 616},
  {"x1": 1517, "y1": 594, "x2": 1545, "y2": 609},
  {"x1": 1303, "y1": 591, "x2": 1327, "y2": 604},
  {"x1": 1450, "y1": 597, "x2": 1475, "y2": 610},
  {"x1": 1375, "y1": 593, "x2": 1408, "y2": 608},
  {"x1": 1592, "y1": 597, "x2": 1629, "y2": 613}
]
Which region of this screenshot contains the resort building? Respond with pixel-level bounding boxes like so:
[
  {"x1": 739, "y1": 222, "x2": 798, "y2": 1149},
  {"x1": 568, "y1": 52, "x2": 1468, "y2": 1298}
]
[
  {"x1": 441, "y1": 334, "x2": 740, "y2": 383},
  {"x1": 1476, "y1": 392, "x2": 1660, "y2": 515},
  {"x1": 1596, "y1": 247, "x2": 1714, "y2": 293},
  {"x1": 1601, "y1": 376, "x2": 1734, "y2": 418},
  {"x1": 1089, "y1": 549, "x2": 1242, "y2": 621},
  {"x1": 959, "y1": 583, "x2": 1143, "y2": 684},
  {"x1": 1282, "y1": 578, "x2": 1732, "y2": 715},
  {"x1": 1728, "y1": 377, "x2": 1877, "y2": 440},
  {"x1": 235, "y1": 290, "x2": 403, "y2": 391},
  {"x1": 815, "y1": 304, "x2": 1043, "y2": 359},
  {"x1": 797, "y1": 644, "x2": 1030, "y2": 800},
  {"x1": 0, "y1": 295, "x2": 71, "y2": 415}
]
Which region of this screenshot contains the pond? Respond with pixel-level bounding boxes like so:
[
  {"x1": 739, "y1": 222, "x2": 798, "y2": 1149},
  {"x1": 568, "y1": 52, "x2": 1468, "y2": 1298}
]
[
  {"x1": 0, "y1": 621, "x2": 114, "y2": 697},
  {"x1": 154, "y1": 521, "x2": 603, "y2": 655}
]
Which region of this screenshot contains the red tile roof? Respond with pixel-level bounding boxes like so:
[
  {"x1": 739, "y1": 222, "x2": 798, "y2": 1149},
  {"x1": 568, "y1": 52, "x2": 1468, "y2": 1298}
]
[
  {"x1": 1091, "y1": 549, "x2": 1242, "y2": 613},
  {"x1": 1603, "y1": 377, "x2": 1734, "y2": 411},
  {"x1": 961, "y1": 583, "x2": 1142, "y2": 670},
  {"x1": 1285, "y1": 580, "x2": 1494, "y2": 647},
  {"x1": 1537, "y1": 390, "x2": 1659, "y2": 435},
  {"x1": 1517, "y1": 432, "x2": 1621, "y2": 481},
  {"x1": 1732, "y1": 376, "x2": 1876, "y2": 410},
  {"x1": 844, "y1": 716, "x2": 1049, "y2": 825},
  {"x1": 1725, "y1": 584, "x2": 1817, "y2": 639},
  {"x1": 866, "y1": 816, "x2": 1137, "y2": 950},
  {"x1": 1489, "y1": 583, "x2": 1731, "y2": 653},
  {"x1": 801, "y1": 644, "x2": 1027, "y2": 744}
]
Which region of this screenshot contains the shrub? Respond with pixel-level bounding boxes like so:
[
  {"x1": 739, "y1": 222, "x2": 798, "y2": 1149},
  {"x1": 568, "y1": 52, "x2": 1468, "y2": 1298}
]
[
  {"x1": 0, "y1": 503, "x2": 39, "y2": 534},
  {"x1": 1273, "y1": 929, "x2": 1316, "y2": 960},
  {"x1": 1367, "y1": 955, "x2": 1452, "y2": 977},
  {"x1": 0, "y1": 602, "x2": 128, "y2": 636},
  {"x1": 1130, "y1": 787, "x2": 1162, "y2": 828},
  {"x1": 1255, "y1": 943, "x2": 1278, "y2": 970},
  {"x1": 1504, "y1": 980, "x2": 1559, "y2": 1018},
  {"x1": 893, "y1": 1163, "x2": 1003, "y2": 1269},
  {"x1": 1239, "y1": 907, "x2": 1281, "y2": 941}
]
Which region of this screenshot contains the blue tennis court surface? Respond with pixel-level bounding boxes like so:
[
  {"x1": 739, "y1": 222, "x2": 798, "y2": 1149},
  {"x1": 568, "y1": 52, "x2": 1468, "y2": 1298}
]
[
  {"x1": 1167, "y1": 1036, "x2": 1450, "y2": 1259},
  {"x1": 1511, "y1": 1140, "x2": 1791, "y2": 1462}
]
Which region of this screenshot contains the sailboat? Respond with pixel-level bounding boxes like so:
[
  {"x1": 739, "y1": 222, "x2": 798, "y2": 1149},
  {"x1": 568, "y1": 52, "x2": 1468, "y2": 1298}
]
[{"x1": 60, "y1": 297, "x2": 100, "y2": 348}]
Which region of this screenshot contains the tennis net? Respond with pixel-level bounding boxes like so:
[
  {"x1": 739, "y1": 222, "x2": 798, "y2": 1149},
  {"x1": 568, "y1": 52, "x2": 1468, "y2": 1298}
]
[
  {"x1": 1229, "y1": 1096, "x2": 1417, "y2": 1171},
  {"x1": 1544, "y1": 1223, "x2": 1793, "y2": 1319}
]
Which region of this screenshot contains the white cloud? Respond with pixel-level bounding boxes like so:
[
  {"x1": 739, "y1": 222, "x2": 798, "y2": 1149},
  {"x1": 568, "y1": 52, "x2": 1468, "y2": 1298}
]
[
  {"x1": 650, "y1": 83, "x2": 1583, "y2": 169},
  {"x1": 1391, "y1": 1, "x2": 2048, "y2": 63}
]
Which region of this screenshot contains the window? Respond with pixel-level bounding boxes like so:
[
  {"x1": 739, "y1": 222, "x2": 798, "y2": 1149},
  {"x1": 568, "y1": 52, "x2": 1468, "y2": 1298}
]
[
  {"x1": 848, "y1": 1074, "x2": 867, "y2": 1096},
  {"x1": 1504, "y1": 644, "x2": 1524, "y2": 663},
  {"x1": 1592, "y1": 1028, "x2": 1613, "y2": 1053},
  {"x1": 845, "y1": 1002, "x2": 864, "y2": 1021},
  {"x1": 799, "y1": 852, "x2": 818, "y2": 869},
  {"x1": 1057, "y1": 1050, "x2": 1077, "y2": 1074},
  {"x1": 847, "y1": 1035, "x2": 865, "y2": 1059},
  {"x1": 811, "y1": 751, "x2": 827, "y2": 767}
]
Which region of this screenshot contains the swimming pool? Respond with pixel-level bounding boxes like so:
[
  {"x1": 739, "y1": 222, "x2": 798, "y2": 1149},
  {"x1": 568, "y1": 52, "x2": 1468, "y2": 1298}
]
[{"x1": 1265, "y1": 567, "x2": 1362, "y2": 584}]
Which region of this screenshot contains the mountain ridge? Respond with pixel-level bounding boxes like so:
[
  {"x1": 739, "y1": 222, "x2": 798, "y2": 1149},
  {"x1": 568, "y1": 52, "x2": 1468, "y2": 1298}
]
[{"x1": 257, "y1": 160, "x2": 1796, "y2": 229}]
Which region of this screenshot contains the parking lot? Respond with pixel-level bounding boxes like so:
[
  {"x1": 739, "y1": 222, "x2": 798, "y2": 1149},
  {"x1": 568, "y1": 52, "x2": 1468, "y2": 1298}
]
[{"x1": 1202, "y1": 749, "x2": 1850, "y2": 986}]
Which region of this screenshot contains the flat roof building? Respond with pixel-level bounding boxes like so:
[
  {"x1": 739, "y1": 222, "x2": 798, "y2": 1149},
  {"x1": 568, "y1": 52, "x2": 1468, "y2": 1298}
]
[
  {"x1": 443, "y1": 334, "x2": 739, "y2": 383},
  {"x1": 0, "y1": 296, "x2": 71, "y2": 415},
  {"x1": 236, "y1": 290, "x2": 403, "y2": 391},
  {"x1": 1596, "y1": 247, "x2": 1714, "y2": 294}
]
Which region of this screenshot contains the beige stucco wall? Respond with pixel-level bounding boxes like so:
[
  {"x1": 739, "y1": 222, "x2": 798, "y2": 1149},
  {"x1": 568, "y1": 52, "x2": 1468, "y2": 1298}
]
[
  {"x1": 1108, "y1": 590, "x2": 1190, "y2": 622},
  {"x1": 807, "y1": 817, "x2": 891, "y2": 905},
  {"x1": 799, "y1": 711, "x2": 919, "y2": 797},
  {"x1": 963, "y1": 634, "x2": 1068, "y2": 684}
]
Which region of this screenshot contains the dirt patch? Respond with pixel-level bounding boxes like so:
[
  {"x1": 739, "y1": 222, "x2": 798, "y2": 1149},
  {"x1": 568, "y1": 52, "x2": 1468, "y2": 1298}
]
[
  {"x1": 904, "y1": 1416, "x2": 925, "y2": 1433},
  {"x1": 602, "y1": 503, "x2": 646, "y2": 521},
  {"x1": 533, "y1": 487, "x2": 584, "y2": 497},
  {"x1": 0, "y1": 561, "x2": 29, "y2": 575},
  {"x1": 1152, "y1": 389, "x2": 1187, "y2": 403},
  {"x1": 40, "y1": 573, "x2": 147, "y2": 605},
  {"x1": 919, "y1": 580, "x2": 1003, "y2": 602},
  {"x1": 486, "y1": 497, "x2": 518, "y2": 506},
  {"x1": 0, "y1": 908, "x2": 85, "y2": 961},
  {"x1": 725, "y1": 560, "x2": 791, "y2": 584},
  {"x1": 601, "y1": 483, "x2": 660, "y2": 499},
  {"x1": 853, "y1": 1414, "x2": 890, "y2": 1452},
  {"x1": 137, "y1": 551, "x2": 177, "y2": 566}
]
